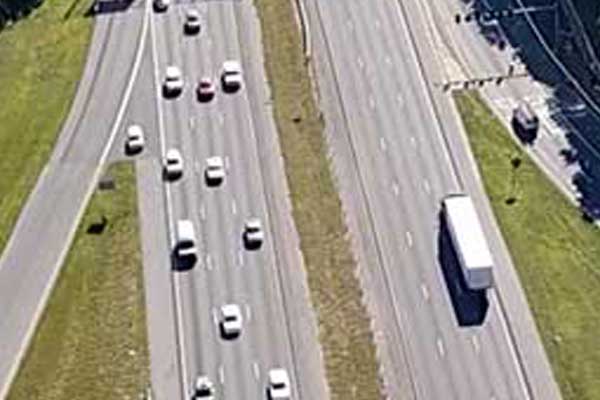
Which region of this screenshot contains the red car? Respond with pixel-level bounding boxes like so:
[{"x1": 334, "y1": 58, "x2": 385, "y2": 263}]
[{"x1": 196, "y1": 77, "x2": 216, "y2": 101}]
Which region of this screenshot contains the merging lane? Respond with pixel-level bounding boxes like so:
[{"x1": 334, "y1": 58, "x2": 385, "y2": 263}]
[{"x1": 0, "y1": 4, "x2": 148, "y2": 397}]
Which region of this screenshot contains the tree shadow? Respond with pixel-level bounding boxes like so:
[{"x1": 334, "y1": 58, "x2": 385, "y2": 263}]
[
  {"x1": 437, "y1": 211, "x2": 489, "y2": 327},
  {"x1": 466, "y1": 0, "x2": 600, "y2": 221},
  {"x1": 0, "y1": 0, "x2": 43, "y2": 30}
]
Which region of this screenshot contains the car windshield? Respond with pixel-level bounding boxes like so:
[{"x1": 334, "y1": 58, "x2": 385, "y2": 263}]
[{"x1": 180, "y1": 240, "x2": 194, "y2": 249}]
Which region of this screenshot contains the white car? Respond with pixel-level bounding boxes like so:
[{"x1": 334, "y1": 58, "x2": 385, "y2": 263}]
[
  {"x1": 221, "y1": 60, "x2": 243, "y2": 91},
  {"x1": 267, "y1": 369, "x2": 291, "y2": 400},
  {"x1": 153, "y1": 0, "x2": 170, "y2": 11},
  {"x1": 163, "y1": 66, "x2": 184, "y2": 96},
  {"x1": 185, "y1": 8, "x2": 202, "y2": 33},
  {"x1": 205, "y1": 156, "x2": 225, "y2": 184},
  {"x1": 126, "y1": 124, "x2": 144, "y2": 153},
  {"x1": 164, "y1": 148, "x2": 184, "y2": 179},
  {"x1": 220, "y1": 304, "x2": 242, "y2": 337},
  {"x1": 193, "y1": 375, "x2": 214, "y2": 399},
  {"x1": 244, "y1": 218, "x2": 264, "y2": 248}
]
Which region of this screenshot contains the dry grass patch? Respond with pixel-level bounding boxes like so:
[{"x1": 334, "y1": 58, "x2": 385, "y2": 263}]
[{"x1": 254, "y1": 1, "x2": 383, "y2": 399}]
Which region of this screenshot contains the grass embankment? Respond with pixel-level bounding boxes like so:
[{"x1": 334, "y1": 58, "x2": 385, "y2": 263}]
[
  {"x1": 0, "y1": 0, "x2": 93, "y2": 253},
  {"x1": 7, "y1": 162, "x2": 149, "y2": 400},
  {"x1": 455, "y1": 90, "x2": 600, "y2": 400},
  {"x1": 254, "y1": 1, "x2": 383, "y2": 399}
]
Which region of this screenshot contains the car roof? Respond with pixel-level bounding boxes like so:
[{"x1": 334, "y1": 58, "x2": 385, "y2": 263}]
[
  {"x1": 186, "y1": 8, "x2": 200, "y2": 17},
  {"x1": 206, "y1": 156, "x2": 223, "y2": 167},
  {"x1": 245, "y1": 218, "x2": 261, "y2": 227},
  {"x1": 127, "y1": 125, "x2": 143, "y2": 136},
  {"x1": 166, "y1": 148, "x2": 182, "y2": 159},
  {"x1": 195, "y1": 375, "x2": 212, "y2": 388},
  {"x1": 268, "y1": 369, "x2": 289, "y2": 384},
  {"x1": 166, "y1": 65, "x2": 181, "y2": 77},
  {"x1": 221, "y1": 304, "x2": 241, "y2": 316},
  {"x1": 223, "y1": 60, "x2": 241, "y2": 72}
]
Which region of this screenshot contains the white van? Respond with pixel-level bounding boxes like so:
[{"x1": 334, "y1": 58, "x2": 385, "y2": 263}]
[{"x1": 176, "y1": 220, "x2": 197, "y2": 259}]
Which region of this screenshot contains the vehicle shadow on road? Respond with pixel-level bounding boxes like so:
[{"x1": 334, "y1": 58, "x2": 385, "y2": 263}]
[
  {"x1": 437, "y1": 212, "x2": 489, "y2": 327},
  {"x1": 85, "y1": 0, "x2": 135, "y2": 17},
  {"x1": 466, "y1": 0, "x2": 600, "y2": 222}
]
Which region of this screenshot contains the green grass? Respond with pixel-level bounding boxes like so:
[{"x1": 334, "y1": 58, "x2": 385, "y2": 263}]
[
  {"x1": 0, "y1": 0, "x2": 93, "y2": 253},
  {"x1": 254, "y1": 1, "x2": 383, "y2": 399},
  {"x1": 455, "y1": 90, "x2": 600, "y2": 400},
  {"x1": 7, "y1": 162, "x2": 149, "y2": 400}
]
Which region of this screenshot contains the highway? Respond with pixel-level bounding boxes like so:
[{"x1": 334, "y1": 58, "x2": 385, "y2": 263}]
[
  {"x1": 0, "y1": 4, "x2": 148, "y2": 397},
  {"x1": 136, "y1": 0, "x2": 327, "y2": 398},
  {"x1": 302, "y1": 0, "x2": 561, "y2": 399}
]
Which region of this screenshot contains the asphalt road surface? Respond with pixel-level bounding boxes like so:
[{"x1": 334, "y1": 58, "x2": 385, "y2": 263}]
[
  {"x1": 131, "y1": 0, "x2": 328, "y2": 398},
  {"x1": 302, "y1": 0, "x2": 561, "y2": 398},
  {"x1": 0, "y1": 5, "x2": 147, "y2": 398}
]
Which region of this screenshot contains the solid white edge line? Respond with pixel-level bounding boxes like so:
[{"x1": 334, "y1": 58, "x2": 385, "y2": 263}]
[
  {"x1": 150, "y1": 4, "x2": 189, "y2": 397},
  {"x1": 0, "y1": 1, "x2": 151, "y2": 398}
]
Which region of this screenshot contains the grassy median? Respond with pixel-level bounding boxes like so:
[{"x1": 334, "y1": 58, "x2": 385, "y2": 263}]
[
  {"x1": 254, "y1": 1, "x2": 383, "y2": 399},
  {"x1": 455, "y1": 90, "x2": 600, "y2": 400},
  {"x1": 0, "y1": 0, "x2": 93, "y2": 253},
  {"x1": 7, "y1": 162, "x2": 149, "y2": 400}
]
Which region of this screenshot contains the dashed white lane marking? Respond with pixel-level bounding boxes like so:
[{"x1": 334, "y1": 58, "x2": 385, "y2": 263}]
[
  {"x1": 379, "y1": 137, "x2": 387, "y2": 151},
  {"x1": 358, "y1": 57, "x2": 364, "y2": 70},
  {"x1": 189, "y1": 117, "x2": 195, "y2": 129},
  {"x1": 397, "y1": 93, "x2": 404, "y2": 106},
  {"x1": 218, "y1": 113, "x2": 225, "y2": 126},
  {"x1": 231, "y1": 200, "x2": 237, "y2": 215},
  {"x1": 472, "y1": 335, "x2": 480, "y2": 354},
  {"x1": 205, "y1": 254, "x2": 213, "y2": 271},
  {"x1": 224, "y1": 156, "x2": 230, "y2": 170},
  {"x1": 405, "y1": 231, "x2": 413, "y2": 247},
  {"x1": 218, "y1": 365, "x2": 225, "y2": 384},
  {"x1": 252, "y1": 362, "x2": 260, "y2": 380},
  {"x1": 375, "y1": 19, "x2": 381, "y2": 30},
  {"x1": 385, "y1": 56, "x2": 392, "y2": 66},
  {"x1": 410, "y1": 136, "x2": 417, "y2": 147},
  {"x1": 392, "y1": 182, "x2": 400, "y2": 196},
  {"x1": 421, "y1": 283, "x2": 430, "y2": 301},
  {"x1": 368, "y1": 96, "x2": 375, "y2": 109},
  {"x1": 200, "y1": 203, "x2": 206, "y2": 221},
  {"x1": 238, "y1": 250, "x2": 244, "y2": 267},
  {"x1": 212, "y1": 307, "x2": 219, "y2": 325},
  {"x1": 423, "y1": 179, "x2": 431, "y2": 194},
  {"x1": 437, "y1": 337, "x2": 445, "y2": 357},
  {"x1": 245, "y1": 303, "x2": 251, "y2": 322}
]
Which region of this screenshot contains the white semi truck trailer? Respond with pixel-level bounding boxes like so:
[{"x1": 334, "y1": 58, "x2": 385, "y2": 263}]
[{"x1": 442, "y1": 194, "x2": 494, "y2": 290}]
